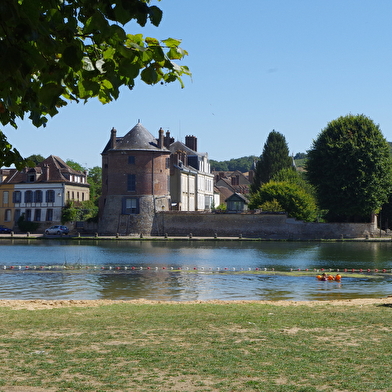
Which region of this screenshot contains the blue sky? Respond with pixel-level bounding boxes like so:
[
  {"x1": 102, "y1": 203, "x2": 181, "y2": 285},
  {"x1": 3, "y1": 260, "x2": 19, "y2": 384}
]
[{"x1": 3, "y1": 0, "x2": 392, "y2": 168}]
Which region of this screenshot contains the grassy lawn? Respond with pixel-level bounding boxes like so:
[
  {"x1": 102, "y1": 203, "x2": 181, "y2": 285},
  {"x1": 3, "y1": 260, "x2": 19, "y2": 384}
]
[{"x1": 1, "y1": 301, "x2": 392, "y2": 391}]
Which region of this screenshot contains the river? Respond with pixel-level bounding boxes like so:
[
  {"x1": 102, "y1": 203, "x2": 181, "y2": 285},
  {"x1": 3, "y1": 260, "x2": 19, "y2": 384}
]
[{"x1": 1, "y1": 239, "x2": 392, "y2": 301}]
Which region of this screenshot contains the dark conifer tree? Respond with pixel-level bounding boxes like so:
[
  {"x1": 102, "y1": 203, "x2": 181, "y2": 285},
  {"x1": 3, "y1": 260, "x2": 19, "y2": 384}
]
[{"x1": 250, "y1": 130, "x2": 292, "y2": 193}]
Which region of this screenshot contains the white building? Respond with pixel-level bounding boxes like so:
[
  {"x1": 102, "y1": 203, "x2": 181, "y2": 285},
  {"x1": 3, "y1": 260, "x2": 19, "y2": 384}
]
[
  {"x1": 168, "y1": 135, "x2": 214, "y2": 211},
  {"x1": 0, "y1": 155, "x2": 89, "y2": 229}
]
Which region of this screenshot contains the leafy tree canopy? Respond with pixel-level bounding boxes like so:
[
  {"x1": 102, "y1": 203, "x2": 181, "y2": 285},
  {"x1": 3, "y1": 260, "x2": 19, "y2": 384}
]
[
  {"x1": 0, "y1": 0, "x2": 190, "y2": 169},
  {"x1": 272, "y1": 168, "x2": 315, "y2": 198},
  {"x1": 294, "y1": 152, "x2": 307, "y2": 160},
  {"x1": 66, "y1": 159, "x2": 85, "y2": 172},
  {"x1": 87, "y1": 166, "x2": 102, "y2": 203},
  {"x1": 250, "y1": 130, "x2": 293, "y2": 193},
  {"x1": 248, "y1": 181, "x2": 318, "y2": 222},
  {"x1": 306, "y1": 114, "x2": 392, "y2": 222},
  {"x1": 210, "y1": 156, "x2": 257, "y2": 173},
  {"x1": 25, "y1": 154, "x2": 45, "y2": 166}
]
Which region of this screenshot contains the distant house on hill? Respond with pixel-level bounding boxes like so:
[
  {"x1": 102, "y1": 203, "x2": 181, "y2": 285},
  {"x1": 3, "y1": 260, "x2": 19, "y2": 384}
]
[{"x1": 213, "y1": 170, "x2": 252, "y2": 207}]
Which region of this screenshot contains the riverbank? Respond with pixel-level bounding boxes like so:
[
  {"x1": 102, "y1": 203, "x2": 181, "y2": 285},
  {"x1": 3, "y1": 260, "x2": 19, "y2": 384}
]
[
  {"x1": 1, "y1": 298, "x2": 392, "y2": 392},
  {"x1": 1, "y1": 296, "x2": 392, "y2": 309},
  {"x1": 1, "y1": 232, "x2": 392, "y2": 241}
]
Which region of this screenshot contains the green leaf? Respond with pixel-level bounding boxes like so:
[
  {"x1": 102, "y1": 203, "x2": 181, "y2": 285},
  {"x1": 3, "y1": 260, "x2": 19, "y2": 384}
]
[
  {"x1": 113, "y1": 3, "x2": 133, "y2": 25},
  {"x1": 84, "y1": 12, "x2": 109, "y2": 35},
  {"x1": 78, "y1": 79, "x2": 100, "y2": 99},
  {"x1": 141, "y1": 65, "x2": 161, "y2": 85},
  {"x1": 37, "y1": 83, "x2": 64, "y2": 108},
  {"x1": 145, "y1": 37, "x2": 160, "y2": 46},
  {"x1": 148, "y1": 6, "x2": 163, "y2": 27},
  {"x1": 119, "y1": 60, "x2": 140, "y2": 79},
  {"x1": 167, "y1": 48, "x2": 183, "y2": 60},
  {"x1": 162, "y1": 38, "x2": 182, "y2": 48},
  {"x1": 107, "y1": 24, "x2": 126, "y2": 44},
  {"x1": 62, "y1": 44, "x2": 83, "y2": 69},
  {"x1": 103, "y1": 47, "x2": 116, "y2": 60}
]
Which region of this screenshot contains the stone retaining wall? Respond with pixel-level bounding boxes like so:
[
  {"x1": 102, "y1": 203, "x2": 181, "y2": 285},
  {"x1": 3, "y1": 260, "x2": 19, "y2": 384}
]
[{"x1": 153, "y1": 212, "x2": 376, "y2": 239}]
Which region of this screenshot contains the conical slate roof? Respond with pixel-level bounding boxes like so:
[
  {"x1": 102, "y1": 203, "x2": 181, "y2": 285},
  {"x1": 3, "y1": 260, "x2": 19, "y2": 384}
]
[{"x1": 117, "y1": 122, "x2": 167, "y2": 151}]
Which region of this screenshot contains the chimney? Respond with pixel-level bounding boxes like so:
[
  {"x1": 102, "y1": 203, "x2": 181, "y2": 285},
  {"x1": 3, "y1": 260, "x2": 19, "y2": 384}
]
[
  {"x1": 43, "y1": 164, "x2": 49, "y2": 181},
  {"x1": 185, "y1": 135, "x2": 197, "y2": 152},
  {"x1": 248, "y1": 170, "x2": 254, "y2": 183},
  {"x1": 110, "y1": 128, "x2": 117, "y2": 149},
  {"x1": 158, "y1": 127, "x2": 164, "y2": 149},
  {"x1": 164, "y1": 131, "x2": 173, "y2": 148}
]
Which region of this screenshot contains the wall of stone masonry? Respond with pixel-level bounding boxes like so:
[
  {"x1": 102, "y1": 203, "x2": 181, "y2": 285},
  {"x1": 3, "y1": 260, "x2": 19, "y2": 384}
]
[{"x1": 154, "y1": 212, "x2": 377, "y2": 239}]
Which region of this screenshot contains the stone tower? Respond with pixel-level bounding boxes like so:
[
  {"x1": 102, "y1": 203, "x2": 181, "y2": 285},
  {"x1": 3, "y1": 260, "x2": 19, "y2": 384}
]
[{"x1": 99, "y1": 122, "x2": 171, "y2": 235}]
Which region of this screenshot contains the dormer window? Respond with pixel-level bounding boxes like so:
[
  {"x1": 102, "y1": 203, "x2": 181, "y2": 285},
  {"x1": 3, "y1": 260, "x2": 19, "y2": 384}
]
[{"x1": 28, "y1": 174, "x2": 35, "y2": 182}]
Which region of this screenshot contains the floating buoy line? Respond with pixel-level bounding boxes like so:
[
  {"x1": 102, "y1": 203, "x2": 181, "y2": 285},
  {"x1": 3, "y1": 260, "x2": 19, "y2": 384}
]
[{"x1": 0, "y1": 265, "x2": 391, "y2": 276}]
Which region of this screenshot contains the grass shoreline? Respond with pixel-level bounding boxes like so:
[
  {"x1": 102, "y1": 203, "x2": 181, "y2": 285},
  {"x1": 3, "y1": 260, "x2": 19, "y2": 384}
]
[{"x1": 1, "y1": 298, "x2": 392, "y2": 391}]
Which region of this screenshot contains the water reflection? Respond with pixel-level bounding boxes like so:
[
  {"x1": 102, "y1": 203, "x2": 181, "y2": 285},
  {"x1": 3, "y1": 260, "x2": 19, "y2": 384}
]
[{"x1": 1, "y1": 240, "x2": 392, "y2": 301}]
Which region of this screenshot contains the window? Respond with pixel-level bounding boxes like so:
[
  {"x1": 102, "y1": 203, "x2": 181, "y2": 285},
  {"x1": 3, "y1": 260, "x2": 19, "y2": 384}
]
[
  {"x1": 3, "y1": 191, "x2": 9, "y2": 204},
  {"x1": 123, "y1": 197, "x2": 139, "y2": 214},
  {"x1": 34, "y1": 209, "x2": 41, "y2": 221},
  {"x1": 28, "y1": 174, "x2": 35, "y2": 182},
  {"x1": 14, "y1": 209, "x2": 20, "y2": 222},
  {"x1": 34, "y1": 190, "x2": 43, "y2": 203},
  {"x1": 166, "y1": 157, "x2": 170, "y2": 169},
  {"x1": 5, "y1": 209, "x2": 11, "y2": 222},
  {"x1": 127, "y1": 174, "x2": 136, "y2": 192},
  {"x1": 46, "y1": 190, "x2": 55, "y2": 203},
  {"x1": 13, "y1": 191, "x2": 21, "y2": 203},
  {"x1": 128, "y1": 156, "x2": 135, "y2": 164},
  {"x1": 46, "y1": 209, "x2": 53, "y2": 221},
  {"x1": 25, "y1": 191, "x2": 33, "y2": 203},
  {"x1": 25, "y1": 209, "x2": 32, "y2": 221}
]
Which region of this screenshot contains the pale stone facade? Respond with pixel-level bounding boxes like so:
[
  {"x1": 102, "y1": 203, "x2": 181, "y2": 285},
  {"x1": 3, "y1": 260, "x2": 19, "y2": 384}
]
[{"x1": 0, "y1": 156, "x2": 89, "y2": 230}]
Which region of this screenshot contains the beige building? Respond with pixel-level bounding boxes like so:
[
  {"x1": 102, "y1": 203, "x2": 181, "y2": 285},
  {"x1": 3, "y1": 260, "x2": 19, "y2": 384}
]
[{"x1": 169, "y1": 135, "x2": 214, "y2": 211}]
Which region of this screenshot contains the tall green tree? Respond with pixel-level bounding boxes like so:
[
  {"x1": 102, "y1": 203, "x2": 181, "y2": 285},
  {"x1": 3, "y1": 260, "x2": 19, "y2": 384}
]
[
  {"x1": 87, "y1": 166, "x2": 102, "y2": 203},
  {"x1": 250, "y1": 130, "x2": 293, "y2": 192},
  {"x1": 306, "y1": 114, "x2": 392, "y2": 222},
  {"x1": 0, "y1": 0, "x2": 190, "y2": 168}
]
